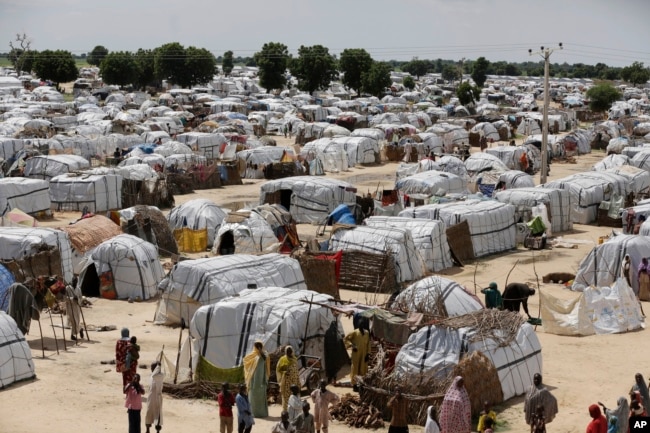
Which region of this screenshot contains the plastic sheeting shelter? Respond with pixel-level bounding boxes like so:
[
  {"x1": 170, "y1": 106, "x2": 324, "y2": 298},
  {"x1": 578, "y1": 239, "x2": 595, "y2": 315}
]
[
  {"x1": 592, "y1": 154, "x2": 629, "y2": 171},
  {"x1": 167, "y1": 199, "x2": 226, "y2": 248},
  {"x1": 329, "y1": 225, "x2": 425, "y2": 283},
  {"x1": 191, "y1": 288, "x2": 339, "y2": 368},
  {"x1": 541, "y1": 280, "x2": 644, "y2": 336},
  {"x1": 236, "y1": 146, "x2": 292, "y2": 179},
  {"x1": 464, "y1": 153, "x2": 508, "y2": 175},
  {"x1": 572, "y1": 235, "x2": 650, "y2": 294},
  {"x1": 24, "y1": 155, "x2": 90, "y2": 180},
  {"x1": 485, "y1": 146, "x2": 527, "y2": 171},
  {"x1": 154, "y1": 254, "x2": 307, "y2": 326},
  {"x1": 77, "y1": 234, "x2": 164, "y2": 300},
  {"x1": 391, "y1": 276, "x2": 483, "y2": 316},
  {"x1": 364, "y1": 216, "x2": 453, "y2": 272},
  {"x1": 0, "y1": 311, "x2": 35, "y2": 389},
  {"x1": 0, "y1": 264, "x2": 15, "y2": 312},
  {"x1": 260, "y1": 176, "x2": 357, "y2": 224},
  {"x1": 494, "y1": 188, "x2": 572, "y2": 233},
  {"x1": 330, "y1": 136, "x2": 380, "y2": 166},
  {"x1": 394, "y1": 319, "x2": 542, "y2": 401},
  {"x1": 497, "y1": 171, "x2": 535, "y2": 189},
  {"x1": 301, "y1": 139, "x2": 349, "y2": 173},
  {"x1": 603, "y1": 166, "x2": 650, "y2": 197},
  {"x1": 213, "y1": 209, "x2": 279, "y2": 255},
  {"x1": 0, "y1": 178, "x2": 50, "y2": 217},
  {"x1": 398, "y1": 200, "x2": 517, "y2": 258},
  {"x1": 395, "y1": 170, "x2": 466, "y2": 197},
  {"x1": 49, "y1": 174, "x2": 122, "y2": 213}
]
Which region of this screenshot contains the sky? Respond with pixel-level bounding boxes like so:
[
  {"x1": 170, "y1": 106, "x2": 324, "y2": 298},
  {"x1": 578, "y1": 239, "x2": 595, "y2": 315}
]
[{"x1": 1, "y1": 0, "x2": 649, "y2": 68}]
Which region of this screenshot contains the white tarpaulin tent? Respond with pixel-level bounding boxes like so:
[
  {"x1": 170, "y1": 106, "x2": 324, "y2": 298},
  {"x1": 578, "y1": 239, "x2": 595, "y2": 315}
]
[
  {"x1": 592, "y1": 154, "x2": 629, "y2": 171},
  {"x1": 0, "y1": 311, "x2": 35, "y2": 389},
  {"x1": 49, "y1": 173, "x2": 122, "y2": 213},
  {"x1": 497, "y1": 170, "x2": 535, "y2": 189},
  {"x1": 541, "y1": 280, "x2": 644, "y2": 336},
  {"x1": 494, "y1": 187, "x2": 572, "y2": 233},
  {"x1": 167, "y1": 199, "x2": 227, "y2": 248},
  {"x1": 330, "y1": 136, "x2": 380, "y2": 166},
  {"x1": 603, "y1": 166, "x2": 650, "y2": 196},
  {"x1": 485, "y1": 146, "x2": 527, "y2": 171},
  {"x1": 329, "y1": 225, "x2": 425, "y2": 283},
  {"x1": 572, "y1": 234, "x2": 650, "y2": 294},
  {"x1": 364, "y1": 216, "x2": 453, "y2": 272},
  {"x1": 154, "y1": 254, "x2": 307, "y2": 326},
  {"x1": 0, "y1": 178, "x2": 50, "y2": 216},
  {"x1": 24, "y1": 155, "x2": 90, "y2": 180},
  {"x1": 259, "y1": 176, "x2": 357, "y2": 224},
  {"x1": 0, "y1": 227, "x2": 73, "y2": 283},
  {"x1": 236, "y1": 146, "x2": 292, "y2": 179},
  {"x1": 391, "y1": 276, "x2": 483, "y2": 316},
  {"x1": 212, "y1": 209, "x2": 279, "y2": 255},
  {"x1": 464, "y1": 153, "x2": 508, "y2": 175},
  {"x1": 398, "y1": 200, "x2": 517, "y2": 257},
  {"x1": 77, "y1": 234, "x2": 164, "y2": 300},
  {"x1": 543, "y1": 172, "x2": 629, "y2": 224},
  {"x1": 191, "y1": 288, "x2": 339, "y2": 368},
  {"x1": 394, "y1": 320, "x2": 541, "y2": 401},
  {"x1": 395, "y1": 170, "x2": 467, "y2": 197},
  {"x1": 301, "y1": 138, "x2": 349, "y2": 173}
]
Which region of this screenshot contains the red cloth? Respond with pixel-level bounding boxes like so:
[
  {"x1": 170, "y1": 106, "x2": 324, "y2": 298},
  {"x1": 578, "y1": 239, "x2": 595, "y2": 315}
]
[
  {"x1": 217, "y1": 392, "x2": 236, "y2": 417},
  {"x1": 314, "y1": 251, "x2": 343, "y2": 281},
  {"x1": 586, "y1": 404, "x2": 607, "y2": 433}
]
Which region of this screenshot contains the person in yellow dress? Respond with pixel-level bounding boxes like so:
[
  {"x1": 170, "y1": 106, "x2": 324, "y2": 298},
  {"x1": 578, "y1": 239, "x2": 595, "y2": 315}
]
[
  {"x1": 243, "y1": 340, "x2": 271, "y2": 418},
  {"x1": 344, "y1": 319, "x2": 371, "y2": 390},
  {"x1": 276, "y1": 345, "x2": 300, "y2": 411}
]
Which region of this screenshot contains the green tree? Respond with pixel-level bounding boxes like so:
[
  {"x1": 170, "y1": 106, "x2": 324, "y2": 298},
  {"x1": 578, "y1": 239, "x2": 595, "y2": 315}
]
[
  {"x1": 32, "y1": 50, "x2": 78, "y2": 87},
  {"x1": 8, "y1": 32, "x2": 34, "y2": 74},
  {"x1": 155, "y1": 42, "x2": 187, "y2": 87},
  {"x1": 133, "y1": 48, "x2": 158, "y2": 90},
  {"x1": 339, "y1": 48, "x2": 373, "y2": 96},
  {"x1": 402, "y1": 58, "x2": 432, "y2": 78},
  {"x1": 456, "y1": 82, "x2": 481, "y2": 106},
  {"x1": 222, "y1": 50, "x2": 234, "y2": 76},
  {"x1": 620, "y1": 62, "x2": 650, "y2": 87},
  {"x1": 253, "y1": 42, "x2": 290, "y2": 93},
  {"x1": 184, "y1": 46, "x2": 216, "y2": 87},
  {"x1": 586, "y1": 83, "x2": 621, "y2": 113},
  {"x1": 87, "y1": 45, "x2": 109, "y2": 66},
  {"x1": 471, "y1": 56, "x2": 490, "y2": 88},
  {"x1": 504, "y1": 63, "x2": 521, "y2": 76},
  {"x1": 402, "y1": 75, "x2": 415, "y2": 90},
  {"x1": 100, "y1": 51, "x2": 137, "y2": 87},
  {"x1": 361, "y1": 61, "x2": 392, "y2": 97},
  {"x1": 441, "y1": 64, "x2": 460, "y2": 83},
  {"x1": 290, "y1": 45, "x2": 338, "y2": 94}
]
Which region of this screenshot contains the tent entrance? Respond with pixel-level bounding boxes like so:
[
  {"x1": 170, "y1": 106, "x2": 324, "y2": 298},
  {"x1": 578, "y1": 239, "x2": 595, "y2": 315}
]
[
  {"x1": 280, "y1": 189, "x2": 292, "y2": 210},
  {"x1": 218, "y1": 231, "x2": 235, "y2": 255},
  {"x1": 79, "y1": 263, "x2": 100, "y2": 297}
]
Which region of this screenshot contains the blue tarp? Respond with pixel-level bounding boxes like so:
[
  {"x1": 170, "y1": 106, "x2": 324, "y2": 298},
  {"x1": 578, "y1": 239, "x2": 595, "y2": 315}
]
[
  {"x1": 328, "y1": 204, "x2": 355, "y2": 225},
  {"x1": 128, "y1": 144, "x2": 157, "y2": 155},
  {"x1": 0, "y1": 264, "x2": 16, "y2": 312}
]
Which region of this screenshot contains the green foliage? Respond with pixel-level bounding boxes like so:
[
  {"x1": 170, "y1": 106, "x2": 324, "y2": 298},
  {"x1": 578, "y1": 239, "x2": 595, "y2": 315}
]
[
  {"x1": 361, "y1": 61, "x2": 392, "y2": 97},
  {"x1": 253, "y1": 42, "x2": 290, "y2": 92},
  {"x1": 32, "y1": 50, "x2": 78, "y2": 85},
  {"x1": 290, "y1": 45, "x2": 338, "y2": 94},
  {"x1": 9, "y1": 48, "x2": 36, "y2": 74},
  {"x1": 87, "y1": 45, "x2": 109, "y2": 66},
  {"x1": 155, "y1": 42, "x2": 186, "y2": 86},
  {"x1": 184, "y1": 46, "x2": 216, "y2": 87},
  {"x1": 441, "y1": 64, "x2": 460, "y2": 82},
  {"x1": 456, "y1": 82, "x2": 481, "y2": 106},
  {"x1": 471, "y1": 56, "x2": 490, "y2": 88},
  {"x1": 620, "y1": 61, "x2": 650, "y2": 87},
  {"x1": 133, "y1": 48, "x2": 157, "y2": 90},
  {"x1": 339, "y1": 48, "x2": 373, "y2": 96},
  {"x1": 586, "y1": 83, "x2": 622, "y2": 113},
  {"x1": 402, "y1": 75, "x2": 415, "y2": 90},
  {"x1": 100, "y1": 51, "x2": 137, "y2": 87},
  {"x1": 222, "y1": 50, "x2": 234, "y2": 77},
  {"x1": 402, "y1": 58, "x2": 433, "y2": 78}
]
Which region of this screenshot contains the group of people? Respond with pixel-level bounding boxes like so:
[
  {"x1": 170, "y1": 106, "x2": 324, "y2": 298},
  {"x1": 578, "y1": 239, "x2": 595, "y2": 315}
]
[
  {"x1": 480, "y1": 281, "x2": 537, "y2": 318},
  {"x1": 594, "y1": 373, "x2": 650, "y2": 433}
]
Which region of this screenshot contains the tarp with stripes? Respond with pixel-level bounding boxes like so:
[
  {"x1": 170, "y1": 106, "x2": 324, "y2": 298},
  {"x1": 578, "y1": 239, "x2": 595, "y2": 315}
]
[{"x1": 0, "y1": 311, "x2": 35, "y2": 389}]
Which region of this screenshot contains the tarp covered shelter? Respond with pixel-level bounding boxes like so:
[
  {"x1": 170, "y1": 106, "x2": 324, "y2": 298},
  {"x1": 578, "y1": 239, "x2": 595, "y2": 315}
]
[
  {"x1": 0, "y1": 311, "x2": 35, "y2": 389},
  {"x1": 464, "y1": 153, "x2": 508, "y2": 176},
  {"x1": 497, "y1": 170, "x2": 535, "y2": 189},
  {"x1": 24, "y1": 155, "x2": 90, "y2": 180},
  {"x1": 301, "y1": 138, "x2": 349, "y2": 173},
  {"x1": 592, "y1": 154, "x2": 629, "y2": 171},
  {"x1": 191, "y1": 288, "x2": 341, "y2": 369},
  {"x1": 260, "y1": 176, "x2": 357, "y2": 224},
  {"x1": 61, "y1": 215, "x2": 122, "y2": 273},
  {"x1": 395, "y1": 170, "x2": 466, "y2": 197},
  {"x1": 167, "y1": 199, "x2": 227, "y2": 249},
  {"x1": 603, "y1": 166, "x2": 650, "y2": 197},
  {"x1": 0, "y1": 178, "x2": 50, "y2": 217},
  {"x1": 77, "y1": 234, "x2": 164, "y2": 300},
  {"x1": 329, "y1": 225, "x2": 425, "y2": 283},
  {"x1": 364, "y1": 216, "x2": 453, "y2": 272},
  {"x1": 154, "y1": 254, "x2": 307, "y2": 326},
  {"x1": 49, "y1": 173, "x2": 122, "y2": 213},
  {"x1": 391, "y1": 276, "x2": 483, "y2": 316},
  {"x1": 330, "y1": 136, "x2": 380, "y2": 166},
  {"x1": 236, "y1": 146, "x2": 292, "y2": 179},
  {"x1": 494, "y1": 187, "x2": 572, "y2": 233},
  {"x1": 485, "y1": 146, "x2": 527, "y2": 171}
]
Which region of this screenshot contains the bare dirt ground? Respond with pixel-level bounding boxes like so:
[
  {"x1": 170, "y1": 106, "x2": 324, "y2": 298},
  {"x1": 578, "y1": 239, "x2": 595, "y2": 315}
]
[{"x1": 0, "y1": 137, "x2": 638, "y2": 433}]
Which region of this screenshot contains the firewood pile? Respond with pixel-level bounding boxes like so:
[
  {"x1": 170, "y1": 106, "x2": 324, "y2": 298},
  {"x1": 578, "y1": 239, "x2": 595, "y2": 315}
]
[{"x1": 330, "y1": 394, "x2": 385, "y2": 429}]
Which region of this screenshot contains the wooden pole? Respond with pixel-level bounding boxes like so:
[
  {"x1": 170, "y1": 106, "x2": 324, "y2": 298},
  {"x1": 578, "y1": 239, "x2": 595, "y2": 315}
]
[
  {"x1": 173, "y1": 318, "x2": 185, "y2": 384},
  {"x1": 59, "y1": 309, "x2": 68, "y2": 350},
  {"x1": 504, "y1": 259, "x2": 520, "y2": 288},
  {"x1": 37, "y1": 319, "x2": 45, "y2": 358},
  {"x1": 47, "y1": 309, "x2": 60, "y2": 355}
]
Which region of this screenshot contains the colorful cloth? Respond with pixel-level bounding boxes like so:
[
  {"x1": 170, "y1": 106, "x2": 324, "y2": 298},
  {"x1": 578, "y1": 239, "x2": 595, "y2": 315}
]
[
  {"x1": 605, "y1": 397, "x2": 628, "y2": 433},
  {"x1": 477, "y1": 410, "x2": 497, "y2": 432},
  {"x1": 311, "y1": 389, "x2": 340, "y2": 432},
  {"x1": 218, "y1": 391, "x2": 236, "y2": 417},
  {"x1": 344, "y1": 329, "x2": 370, "y2": 385},
  {"x1": 277, "y1": 350, "x2": 300, "y2": 411},
  {"x1": 586, "y1": 404, "x2": 607, "y2": 433},
  {"x1": 243, "y1": 345, "x2": 270, "y2": 417},
  {"x1": 632, "y1": 375, "x2": 650, "y2": 412},
  {"x1": 125, "y1": 384, "x2": 144, "y2": 410},
  {"x1": 439, "y1": 377, "x2": 471, "y2": 433}
]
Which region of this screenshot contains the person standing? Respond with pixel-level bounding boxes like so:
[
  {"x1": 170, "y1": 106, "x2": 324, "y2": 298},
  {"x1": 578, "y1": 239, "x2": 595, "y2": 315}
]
[
  {"x1": 630, "y1": 373, "x2": 650, "y2": 411},
  {"x1": 599, "y1": 397, "x2": 629, "y2": 433},
  {"x1": 387, "y1": 386, "x2": 409, "y2": 433},
  {"x1": 621, "y1": 255, "x2": 632, "y2": 287},
  {"x1": 235, "y1": 384, "x2": 255, "y2": 433},
  {"x1": 145, "y1": 362, "x2": 164, "y2": 433},
  {"x1": 116, "y1": 328, "x2": 135, "y2": 392},
  {"x1": 217, "y1": 382, "x2": 236, "y2": 433},
  {"x1": 276, "y1": 346, "x2": 300, "y2": 411},
  {"x1": 502, "y1": 283, "x2": 536, "y2": 318},
  {"x1": 273, "y1": 411, "x2": 297, "y2": 433},
  {"x1": 424, "y1": 405, "x2": 440, "y2": 433},
  {"x1": 293, "y1": 402, "x2": 315, "y2": 433},
  {"x1": 439, "y1": 376, "x2": 471, "y2": 433},
  {"x1": 243, "y1": 341, "x2": 270, "y2": 417},
  {"x1": 530, "y1": 405, "x2": 546, "y2": 433},
  {"x1": 125, "y1": 373, "x2": 145, "y2": 433},
  {"x1": 64, "y1": 281, "x2": 83, "y2": 341},
  {"x1": 288, "y1": 385, "x2": 303, "y2": 422},
  {"x1": 480, "y1": 282, "x2": 503, "y2": 309},
  {"x1": 637, "y1": 258, "x2": 650, "y2": 301},
  {"x1": 480, "y1": 135, "x2": 487, "y2": 152},
  {"x1": 586, "y1": 404, "x2": 607, "y2": 433},
  {"x1": 310, "y1": 380, "x2": 340, "y2": 433},
  {"x1": 524, "y1": 374, "x2": 558, "y2": 427},
  {"x1": 344, "y1": 321, "x2": 371, "y2": 390}
]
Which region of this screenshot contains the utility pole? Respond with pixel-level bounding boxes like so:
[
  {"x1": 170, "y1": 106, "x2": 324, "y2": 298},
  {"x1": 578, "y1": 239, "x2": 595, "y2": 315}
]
[
  {"x1": 529, "y1": 43, "x2": 563, "y2": 185},
  {"x1": 458, "y1": 57, "x2": 466, "y2": 84}
]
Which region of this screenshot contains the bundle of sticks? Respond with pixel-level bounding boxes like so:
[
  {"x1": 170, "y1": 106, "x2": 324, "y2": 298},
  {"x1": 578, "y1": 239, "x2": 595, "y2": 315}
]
[
  {"x1": 435, "y1": 308, "x2": 526, "y2": 347},
  {"x1": 330, "y1": 394, "x2": 385, "y2": 429}
]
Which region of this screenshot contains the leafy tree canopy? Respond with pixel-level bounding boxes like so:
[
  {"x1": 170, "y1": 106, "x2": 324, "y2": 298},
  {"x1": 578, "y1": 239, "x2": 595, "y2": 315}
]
[
  {"x1": 32, "y1": 49, "x2": 78, "y2": 86},
  {"x1": 133, "y1": 48, "x2": 158, "y2": 90},
  {"x1": 441, "y1": 64, "x2": 460, "y2": 82},
  {"x1": 620, "y1": 61, "x2": 650, "y2": 87},
  {"x1": 290, "y1": 45, "x2": 338, "y2": 94},
  {"x1": 586, "y1": 83, "x2": 622, "y2": 113},
  {"x1": 471, "y1": 56, "x2": 490, "y2": 88},
  {"x1": 339, "y1": 48, "x2": 373, "y2": 96},
  {"x1": 184, "y1": 46, "x2": 216, "y2": 87},
  {"x1": 456, "y1": 82, "x2": 481, "y2": 106},
  {"x1": 361, "y1": 61, "x2": 392, "y2": 97},
  {"x1": 222, "y1": 50, "x2": 234, "y2": 77},
  {"x1": 253, "y1": 42, "x2": 290, "y2": 92},
  {"x1": 402, "y1": 75, "x2": 415, "y2": 90},
  {"x1": 402, "y1": 58, "x2": 433, "y2": 78},
  {"x1": 100, "y1": 51, "x2": 137, "y2": 87},
  {"x1": 87, "y1": 45, "x2": 109, "y2": 66}
]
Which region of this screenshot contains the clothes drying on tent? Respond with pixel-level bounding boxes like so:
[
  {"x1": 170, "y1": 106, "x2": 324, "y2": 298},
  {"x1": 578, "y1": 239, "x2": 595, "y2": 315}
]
[
  {"x1": 0, "y1": 264, "x2": 16, "y2": 312},
  {"x1": 6, "y1": 283, "x2": 40, "y2": 335}
]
